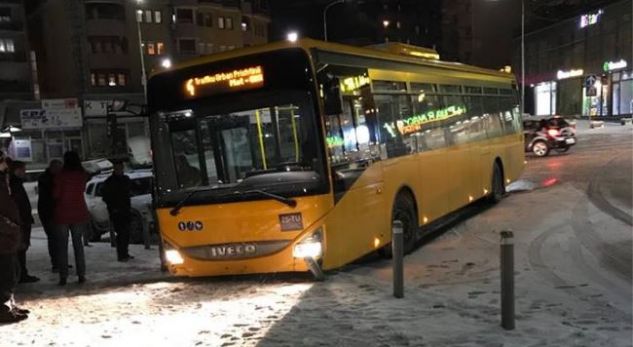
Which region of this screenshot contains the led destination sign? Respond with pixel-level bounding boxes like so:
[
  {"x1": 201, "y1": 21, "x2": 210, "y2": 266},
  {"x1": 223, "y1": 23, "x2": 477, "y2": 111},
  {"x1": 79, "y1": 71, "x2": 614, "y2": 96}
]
[
  {"x1": 384, "y1": 105, "x2": 468, "y2": 136},
  {"x1": 184, "y1": 65, "x2": 264, "y2": 98}
]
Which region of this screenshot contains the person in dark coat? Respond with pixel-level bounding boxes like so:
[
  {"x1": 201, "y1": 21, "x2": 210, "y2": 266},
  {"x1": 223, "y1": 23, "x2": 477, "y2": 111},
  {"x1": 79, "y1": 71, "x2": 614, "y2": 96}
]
[
  {"x1": 0, "y1": 151, "x2": 29, "y2": 323},
  {"x1": 101, "y1": 161, "x2": 134, "y2": 262},
  {"x1": 9, "y1": 161, "x2": 39, "y2": 283},
  {"x1": 54, "y1": 151, "x2": 90, "y2": 285},
  {"x1": 37, "y1": 159, "x2": 63, "y2": 272}
]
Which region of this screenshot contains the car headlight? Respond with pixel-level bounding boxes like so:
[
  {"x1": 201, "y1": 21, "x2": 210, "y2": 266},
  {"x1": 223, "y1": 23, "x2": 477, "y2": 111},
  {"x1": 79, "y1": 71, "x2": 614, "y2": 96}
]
[{"x1": 293, "y1": 228, "x2": 323, "y2": 259}]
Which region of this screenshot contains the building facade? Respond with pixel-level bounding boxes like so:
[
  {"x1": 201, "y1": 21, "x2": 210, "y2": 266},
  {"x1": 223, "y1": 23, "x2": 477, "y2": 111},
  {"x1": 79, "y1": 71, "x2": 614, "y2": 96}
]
[
  {"x1": 515, "y1": 0, "x2": 632, "y2": 117},
  {"x1": 9, "y1": 0, "x2": 269, "y2": 169},
  {"x1": 440, "y1": 0, "x2": 521, "y2": 69}
]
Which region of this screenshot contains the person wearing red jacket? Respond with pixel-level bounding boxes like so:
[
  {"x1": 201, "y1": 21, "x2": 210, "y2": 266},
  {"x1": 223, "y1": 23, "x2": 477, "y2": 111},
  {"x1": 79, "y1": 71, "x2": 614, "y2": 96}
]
[{"x1": 53, "y1": 151, "x2": 90, "y2": 285}]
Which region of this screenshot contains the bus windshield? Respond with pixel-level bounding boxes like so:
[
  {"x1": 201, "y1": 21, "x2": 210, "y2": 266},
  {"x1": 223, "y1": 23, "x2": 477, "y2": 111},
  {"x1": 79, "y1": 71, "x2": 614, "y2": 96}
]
[
  {"x1": 148, "y1": 48, "x2": 330, "y2": 207},
  {"x1": 164, "y1": 91, "x2": 320, "y2": 190}
]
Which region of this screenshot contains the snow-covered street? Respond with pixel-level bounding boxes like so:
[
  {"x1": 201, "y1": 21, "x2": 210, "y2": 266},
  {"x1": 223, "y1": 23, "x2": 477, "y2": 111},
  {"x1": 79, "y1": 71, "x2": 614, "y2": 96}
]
[{"x1": 2, "y1": 121, "x2": 632, "y2": 347}]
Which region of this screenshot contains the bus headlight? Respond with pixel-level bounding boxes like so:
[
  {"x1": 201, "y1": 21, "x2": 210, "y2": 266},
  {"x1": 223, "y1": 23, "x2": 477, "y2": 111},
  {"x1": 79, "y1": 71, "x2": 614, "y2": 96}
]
[
  {"x1": 165, "y1": 249, "x2": 184, "y2": 265},
  {"x1": 293, "y1": 228, "x2": 323, "y2": 259}
]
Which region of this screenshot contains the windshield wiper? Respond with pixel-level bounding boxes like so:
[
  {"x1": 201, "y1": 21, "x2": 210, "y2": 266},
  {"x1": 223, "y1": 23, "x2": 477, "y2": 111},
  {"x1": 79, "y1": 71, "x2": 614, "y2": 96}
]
[
  {"x1": 242, "y1": 189, "x2": 297, "y2": 208},
  {"x1": 170, "y1": 187, "x2": 216, "y2": 216},
  {"x1": 169, "y1": 187, "x2": 297, "y2": 216}
]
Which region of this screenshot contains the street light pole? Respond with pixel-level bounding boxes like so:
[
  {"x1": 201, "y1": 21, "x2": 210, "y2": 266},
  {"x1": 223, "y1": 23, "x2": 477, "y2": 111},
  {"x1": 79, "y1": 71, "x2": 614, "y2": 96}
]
[
  {"x1": 521, "y1": 0, "x2": 525, "y2": 118},
  {"x1": 136, "y1": 9, "x2": 147, "y2": 103},
  {"x1": 323, "y1": 0, "x2": 345, "y2": 42}
]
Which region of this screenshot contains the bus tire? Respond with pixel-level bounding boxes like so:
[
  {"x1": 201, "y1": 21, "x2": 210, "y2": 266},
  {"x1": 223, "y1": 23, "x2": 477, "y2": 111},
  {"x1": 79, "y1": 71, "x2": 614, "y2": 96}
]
[
  {"x1": 488, "y1": 162, "x2": 505, "y2": 204},
  {"x1": 392, "y1": 192, "x2": 418, "y2": 255}
]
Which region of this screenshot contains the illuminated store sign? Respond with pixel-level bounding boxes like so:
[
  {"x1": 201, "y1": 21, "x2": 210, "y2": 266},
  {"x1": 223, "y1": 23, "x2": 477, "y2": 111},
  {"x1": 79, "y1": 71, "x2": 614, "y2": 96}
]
[
  {"x1": 603, "y1": 59, "x2": 628, "y2": 72},
  {"x1": 580, "y1": 9, "x2": 603, "y2": 28},
  {"x1": 184, "y1": 65, "x2": 264, "y2": 98},
  {"x1": 557, "y1": 69, "x2": 583, "y2": 80},
  {"x1": 339, "y1": 75, "x2": 370, "y2": 93},
  {"x1": 326, "y1": 135, "x2": 344, "y2": 148},
  {"x1": 384, "y1": 105, "x2": 467, "y2": 136}
]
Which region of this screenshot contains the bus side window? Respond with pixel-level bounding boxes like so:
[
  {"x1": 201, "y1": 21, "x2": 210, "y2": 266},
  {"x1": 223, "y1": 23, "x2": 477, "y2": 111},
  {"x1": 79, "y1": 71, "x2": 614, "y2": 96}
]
[
  {"x1": 410, "y1": 93, "x2": 445, "y2": 151},
  {"x1": 463, "y1": 95, "x2": 486, "y2": 142},
  {"x1": 441, "y1": 94, "x2": 469, "y2": 146},
  {"x1": 482, "y1": 96, "x2": 503, "y2": 138},
  {"x1": 374, "y1": 94, "x2": 412, "y2": 158},
  {"x1": 499, "y1": 97, "x2": 517, "y2": 135}
]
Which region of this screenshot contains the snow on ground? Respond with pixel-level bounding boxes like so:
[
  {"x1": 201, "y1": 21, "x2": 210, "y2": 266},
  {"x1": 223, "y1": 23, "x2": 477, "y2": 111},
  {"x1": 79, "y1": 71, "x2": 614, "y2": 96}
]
[
  {"x1": 1, "y1": 120, "x2": 631, "y2": 346},
  {"x1": 3, "y1": 182, "x2": 631, "y2": 347}
]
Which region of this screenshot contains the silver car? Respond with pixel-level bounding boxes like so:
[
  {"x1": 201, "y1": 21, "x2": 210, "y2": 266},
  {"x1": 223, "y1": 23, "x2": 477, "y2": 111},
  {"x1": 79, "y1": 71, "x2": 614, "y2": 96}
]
[{"x1": 84, "y1": 169, "x2": 154, "y2": 244}]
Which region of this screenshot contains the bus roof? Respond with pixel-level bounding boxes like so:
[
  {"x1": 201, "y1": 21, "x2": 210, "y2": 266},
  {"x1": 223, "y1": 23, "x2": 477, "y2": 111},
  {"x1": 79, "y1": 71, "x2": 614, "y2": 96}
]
[{"x1": 150, "y1": 38, "x2": 515, "y2": 83}]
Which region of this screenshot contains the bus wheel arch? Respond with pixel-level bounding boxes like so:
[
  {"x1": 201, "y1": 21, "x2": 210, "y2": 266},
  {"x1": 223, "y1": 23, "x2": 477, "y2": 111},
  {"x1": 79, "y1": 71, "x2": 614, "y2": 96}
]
[
  {"x1": 488, "y1": 158, "x2": 505, "y2": 203},
  {"x1": 380, "y1": 187, "x2": 419, "y2": 257}
]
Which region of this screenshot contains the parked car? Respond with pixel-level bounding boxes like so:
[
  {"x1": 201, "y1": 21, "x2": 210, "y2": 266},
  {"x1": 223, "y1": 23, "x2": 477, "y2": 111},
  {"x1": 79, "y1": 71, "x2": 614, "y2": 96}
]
[
  {"x1": 84, "y1": 169, "x2": 154, "y2": 243},
  {"x1": 523, "y1": 116, "x2": 576, "y2": 157}
]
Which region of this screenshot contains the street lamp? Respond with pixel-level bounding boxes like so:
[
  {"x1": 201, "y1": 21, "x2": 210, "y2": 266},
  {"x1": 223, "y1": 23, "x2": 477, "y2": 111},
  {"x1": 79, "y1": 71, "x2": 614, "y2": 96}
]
[
  {"x1": 161, "y1": 58, "x2": 172, "y2": 69},
  {"x1": 287, "y1": 31, "x2": 299, "y2": 43},
  {"x1": 135, "y1": 5, "x2": 147, "y2": 103},
  {"x1": 382, "y1": 20, "x2": 390, "y2": 28},
  {"x1": 323, "y1": 0, "x2": 345, "y2": 42},
  {"x1": 520, "y1": 0, "x2": 525, "y2": 119}
]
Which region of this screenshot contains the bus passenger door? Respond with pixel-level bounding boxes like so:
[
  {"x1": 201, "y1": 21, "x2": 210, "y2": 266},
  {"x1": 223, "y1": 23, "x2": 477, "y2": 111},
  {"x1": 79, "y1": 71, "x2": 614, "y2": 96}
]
[{"x1": 322, "y1": 95, "x2": 387, "y2": 268}]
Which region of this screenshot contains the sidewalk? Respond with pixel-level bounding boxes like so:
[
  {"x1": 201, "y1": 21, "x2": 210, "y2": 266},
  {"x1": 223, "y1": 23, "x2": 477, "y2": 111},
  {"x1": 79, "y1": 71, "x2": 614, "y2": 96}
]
[{"x1": 16, "y1": 227, "x2": 168, "y2": 300}]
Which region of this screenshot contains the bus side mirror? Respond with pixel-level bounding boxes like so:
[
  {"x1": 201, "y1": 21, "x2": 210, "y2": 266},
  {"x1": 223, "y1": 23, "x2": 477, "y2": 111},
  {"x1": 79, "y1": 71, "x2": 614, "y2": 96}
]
[{"x1": 321, "y1": 75, "x2": 343, "y2": 116}]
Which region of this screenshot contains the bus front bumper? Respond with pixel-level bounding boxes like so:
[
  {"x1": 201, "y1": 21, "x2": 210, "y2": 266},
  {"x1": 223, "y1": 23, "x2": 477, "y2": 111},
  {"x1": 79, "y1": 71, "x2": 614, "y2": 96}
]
[{"x1": 162, "y1": 230, "x2": 324, "y2": 278}]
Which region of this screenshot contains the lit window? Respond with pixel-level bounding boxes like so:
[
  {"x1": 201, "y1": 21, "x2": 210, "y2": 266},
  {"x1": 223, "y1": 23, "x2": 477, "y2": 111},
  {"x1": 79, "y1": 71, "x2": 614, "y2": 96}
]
[
  {"x1": 197, "y1": 42, "x2": 205, "y2": 54},
  {"x1": 206, "y1": 43, "x2": 213, "y2": 53},
  {"x1": 219, "y1": 45, "x2": 226, "y2": 52},
  {"x1": 0, "y1": 39, "x2": 14, "y2": 53},
  {"x1": 154, "y1": 11, "x2": 162, "y2": 23},
  {"x1": 0, "y1": 8, "x2": 10, "y2": 23},
  {"x1": 147, "y1": 42, "x2": 155, "y2": 55},
  {"x1": 227, "y1": 45, "x2": 235, "y2": 51},
  {"x1": 108, "y1": 74, "x2": 116, "y2": 87},
  {"x1": 145, "y1": 10, "x2": 152, "y2": 23},
  {"x1": 97, "y1": 74, "x2": 106, "y2": 86},
  {"x1": 90, "y1": 73, "x2": 96, "y2": 86},
  {"x1": 117, "y1": 73, "x2": 126, "y2": 86},
  {"x1": 136, "y1": 10, "x2": 142, "y2": 23},
  {"x1": 156, "y1": 42, "x2": 164, "y2": 55},
  {"x1": 396, "y1": 21, "x2": 401, "y2": 29},
  {"x1": 226, "y1": 17, "x2": 233, "y2": 29},
  {"x1": 218, "y1": 17, "x2": 224, "y2": 29}
]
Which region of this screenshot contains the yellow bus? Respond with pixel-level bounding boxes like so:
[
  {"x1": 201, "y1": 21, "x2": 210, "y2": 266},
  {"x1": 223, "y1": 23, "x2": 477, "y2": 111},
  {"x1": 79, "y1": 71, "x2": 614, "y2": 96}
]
[{"x1": 147, "y1": 39, "x2": 524, "y2": 278}]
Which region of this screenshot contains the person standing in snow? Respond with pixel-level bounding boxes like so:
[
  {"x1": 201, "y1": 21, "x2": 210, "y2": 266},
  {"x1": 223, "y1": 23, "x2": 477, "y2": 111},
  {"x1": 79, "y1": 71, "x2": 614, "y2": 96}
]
[
  {"x1": 37, "y1": 159, "x2": 63, "y2": 272},
  {"x1": 8, "y1": 161, "x2": 39, "y2": 283},
  {"x1": 0, "y1": 151, "x2": 29, "y2": 323},
  {"x1": 101, "y1": 161, "x2": 134, "y2": 262},
  {"x1": 54, "y1": 151, "x2": 90, "y2": 285}
]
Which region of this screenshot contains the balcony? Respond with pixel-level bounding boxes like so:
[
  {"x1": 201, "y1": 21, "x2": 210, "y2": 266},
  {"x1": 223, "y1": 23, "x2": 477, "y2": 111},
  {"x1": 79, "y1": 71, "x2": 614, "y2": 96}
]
[
  {"x1": 0, "y1": 51, "x2": 28, "y2": 63},
  {"x1": 85, "y1": 19, "x2": 127, "y2": 37},
  {"x1": 0, "y1": 21, "x2": 24, "y2": 32},
  {"x1": 0, "y1": 79, "x2": 31, "y2": 93}
]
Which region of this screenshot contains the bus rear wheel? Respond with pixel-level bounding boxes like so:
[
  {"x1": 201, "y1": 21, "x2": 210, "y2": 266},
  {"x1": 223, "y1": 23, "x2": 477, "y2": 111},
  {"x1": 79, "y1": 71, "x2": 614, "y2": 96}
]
[
  {"x1": 380, "y1": 193, "x2": 418, "y2": 257},
  {"x1": 488, "y1": 163, "x2": 505, "y2": 204}
]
